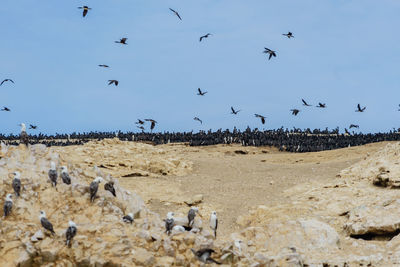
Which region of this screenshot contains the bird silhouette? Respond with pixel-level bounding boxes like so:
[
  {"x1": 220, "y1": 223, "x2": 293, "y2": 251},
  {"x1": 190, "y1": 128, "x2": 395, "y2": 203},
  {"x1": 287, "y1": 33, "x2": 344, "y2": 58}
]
[
  {"x1": 0, "y1": 79, "x2": 14, "y2": 86},
  {"x1": 231, "y1": 107, "x2": 241, "y2": 115},
  {"x1": 254, "y1": 114, "x2": 266, "y2": 124},
  {"x1": 115, "y1": 38, "x2": 128, "y2": 45},
  {"x1": 302, "y1": 99, "x2": 312, "y2": 106},
  {"x1": 137, "y1": 126, "x2": 145, "y2": 131},
  {"x1": 356, "y1": 104, "x2": 366, "y2": 112},
  {"x1": 1, "y1": 107, "x2": 10, "y2": 112},
  {"x1": 98, "y1": 64, "x2": 109, "y2": 68},
  {"x1": 200, "y1": 33, "x2": 212, "y2": 42},
  {"x1": 197, "y1": 88, "x2": 207, "y2": 96},
  {"x1": 291, "y1": 109, "x2": 300, "y2": 116},
  {"x1": 135, "y1": 119, "x2": 145, "y2": 125},
  {"x1": 108, "y1": 80, "x2": 119, "y2": 86},
  {"x1": 316, "y1": 103, "x2": 326, "y2": 108},
  {"x1": 29, "y1": 124, "x2": 37, "y2": 129},
  {"x1": 349, "y1": 124, "x2": 359, "y2": 129},
  {"x1": 169, "y1": 8, "x2": 182, "y2": 20},
  {"x1": 263, "y1": 48, "x2": 276, "y2": 60},
  {"x1": 78, "y1": 6, "x2": 91, "y2": 17},
  {"x1": 194, "y1": 117, "x2": 202, "y2": 124},
  {"x1": 282, "y1": 32, "x2": 294, "y2": 38},
  {"x1": 145, "y1": 119, "x2": 157, "y2": 131}
]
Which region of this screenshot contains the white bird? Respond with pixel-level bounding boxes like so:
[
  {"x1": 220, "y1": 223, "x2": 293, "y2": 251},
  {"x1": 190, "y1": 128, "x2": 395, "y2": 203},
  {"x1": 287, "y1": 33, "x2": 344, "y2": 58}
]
[
  {"x1": 3, "y1": 194, "x2": 13, "y2": 217},
  {"x1": 39, "y1": 211, "x2": 55, "y2": 235},
  {"x1": 48, "y1": 161, "x2": 58, "y2": 187},
  {"x1": 12, "y1": 171, "x2": 21, "y2": 197},
  {"x1": 210, "y1": 211, "x2": 218, "y2": 238},
  {"x1": 165, "y1": 212, "x2": 175, "y2": 235},
  {"x1": 66, "y1": 221, "x2": 77, "y2": 247},
  {"x1": 172, "y1": 225, "x2": 186, "y2": 232},
  {"x1": 61, "y1": 166, "x2": 71, "y2": 185},
  {"x1": 90, "y1": 177, "x2": 103, "y2": 202},
  {"x1": 19, "y1": 123, "x2": 29, "y2": 146}
]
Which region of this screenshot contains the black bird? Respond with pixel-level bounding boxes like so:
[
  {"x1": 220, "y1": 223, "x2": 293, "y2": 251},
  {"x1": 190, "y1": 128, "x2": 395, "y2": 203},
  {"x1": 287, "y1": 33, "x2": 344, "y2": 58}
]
[
  {"x1": 164, "y1": 212, "x2": 174, "y2": 235},
  {"x1": 60, "y1": 166, "x2": 71, "y2": 185},
  {"x1": 254, "y1": 114, "x2": 266, "y2": 124},
  {"x1": 12, "y1": 172, "x2": 21, "y2": 197},
  {"x1": 263, "y1": 48, "x2": 277, "y2": 60},
  {"x1": 123, "y1": 213, "x2": 134, "y2": 224},
  {"x1": 345, "y1": 128, "x2": 350, "y2": 135},
  {"x1": 197, "y1": 88, "x2": 207, "y2": 96},
  {"x1": 194, "y1": 117, "x2": 202, "y2": 124},
  {"x1": 108, "y1": 80, "x2": 119, "y2": 86},
  {"x1": 137, "y1": 125, "x2": 145, "y2": 131},
  {"x1": 302, "y1": 99, "x2": 312, "y2": 106},
  {"x1": 282, "y1": 32, "x2": 294, "y2": 38},
  {"x1": 356, "y1": 104, "x2": 366, "y2": 112},
  {"x1": 316, "y1": 103, "x2": 326, "y2": 108},
  {"x1": 98, "y1": 64, "x2": 109, "y2": 68},
  {"x1": 48, "y1": 162, "x2": 57, "y2": 187},
  {"x1": 104, "y1": 181, "x2": 116, "y2": 197},
  {"x1": 66, "y1": 221, "x2": 77, "y2": 247},
  {"x1": 200, "y1": 33, "x2": 212, "y2": 42},
  {"x1": 191, "y1": 248, "x2": 221, "y2": 265},
  {"x1": 188, "y1": 207, "x2": 198, "y2": 228},
  {"x1": 169, "y1": 8, "x2": 182, "y2": 20},
  {"x1": 145, "y1": 119, "x2": 157, "y2": 131},
  {"x1": 231, "y1": 107, "x2": 241, "y2": 115},
  {"x1": 29, "y1": 124, "x2": 37, "y2": 129},
  {"x1": 78, "y1": 6, "x2": 91, "y2": 17},
  {"x1": 349, "y1": 124, "x2": 359, "y2": 129},
  {"x1": 1, "y1": 107, "x2": 10, "y2": 112},
  {"x1": 39, "y1": 211, "x2": 55, "y2": 235},
  {"x1": 115, "y1": 38, "x2": 128, "y2": 45},
  {"x1": 291, "y1": 109, "x2": 300, "y2": 116},
  {"x1": 135, "y1": 119, "x2": 145, "y2": 125},
  {"x1": 3, "y1": 194, "x2": 13, "y2": 217},
  {"x1": 0, "y1": 79, "x2": 14, "y2": 86}
]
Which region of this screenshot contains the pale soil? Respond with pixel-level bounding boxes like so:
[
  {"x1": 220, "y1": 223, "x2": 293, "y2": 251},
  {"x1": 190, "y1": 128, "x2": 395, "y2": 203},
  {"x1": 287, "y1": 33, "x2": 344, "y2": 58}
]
[{"x1": 118, "y1": 141, "x2": 391, "y2": 239}]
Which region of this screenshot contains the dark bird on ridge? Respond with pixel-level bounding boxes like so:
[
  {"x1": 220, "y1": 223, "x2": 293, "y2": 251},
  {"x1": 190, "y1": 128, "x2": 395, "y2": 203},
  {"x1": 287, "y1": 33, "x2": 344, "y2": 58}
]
[
  {"x1": 255, "y1": 114, "x2": 266, "y2": 124},
  {"x1": 302, "y1": 99, "x2": 312, "y2": 106},
  {"x1": 1, "y1": 107, "x2": 10, "y2": 111},
  {"x1": 66, "y1": 221, "x2": 77, "y2": 247},
  {"x1": 78, "y1": 6, "x2": 91, "y2": 17},
  {"x1": 349, "y1": 124, "x2": 359, "y2": 129},
  {"x1": 145, "y1": 119, "x2": 157, "y2": 131},
  {"x1": 283, "y1": 32, "x2": 294, "y2": 38},
  {"x1": 356, "y1": 104, "x2": 366, "y2": 112},
  {"x1": 345, "y1": 128, "x2": 350, "y2": 135},
  {"x1": 191, "y1": 248, "x2": 221, "y2": 265},
  {"x1": 197, "y1": 88, "x2": 207, "y2": 96},
  {"x1": 0, "y1": 79, "x2": 14, "y2": 86},
  {"x1": 316, "y1": 103, "x2": 326, "y2": 108},
  {"x1": 291, "y1": 109, "x2": 300, "y2": 116},
  {"x1": 108, "y1": 80, "x2": 119, "y2": 86},
  {"x1": 200, "y1": 33, "x2": 212, "y2": 42},
  {"x1": 104, "y1": 181, "x2": 116, "y2": 197},
  {"x1": 115, "y1": 38, "x2": 128, "y2": 45},
  {"x1": 29, "y1": 124, "x2": 37, "y2": 129},
  {"x1": 263, "y1": 48, "x2": 276, "y2": 60},
  {"x1": 169, "y1": 8, "x2": 182, "y2": 20},
  {"x1": 39, "y1": 211, "x2": 55, "y2": 235},
  {"x1": 194, "y1": 117, "x2": 202, "y2": 124},
  {"x1": 231, "y1": 107, "x2": 241, "y2": 115},
  {"x1": 98, "y1": 64, "x2": 109, "y2": 68}
]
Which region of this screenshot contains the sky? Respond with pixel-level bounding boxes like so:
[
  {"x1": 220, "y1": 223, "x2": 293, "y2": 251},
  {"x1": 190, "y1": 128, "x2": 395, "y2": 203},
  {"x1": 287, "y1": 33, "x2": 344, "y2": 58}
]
[{"x1": 0, "y1": 0, "x2": 399, "y2": 134}]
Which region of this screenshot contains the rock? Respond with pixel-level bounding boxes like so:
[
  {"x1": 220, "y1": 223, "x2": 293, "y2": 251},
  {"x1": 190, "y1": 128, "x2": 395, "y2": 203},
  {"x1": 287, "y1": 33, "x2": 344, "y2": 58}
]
[
  {"x1": 132, "y1": 248, "x2": 155, "y2": 266},
  {"x1": 15, "y1": 249, "x2": 32, "y2": 267},
  {"x1": 156, "y1": 256, "x2": 174, "y2": 266},
  {"x1": 30, "y1": 230, "x2": 44, "y2": 243},
  {"x1": 184, "y1": 194, "x2": 203, "y2": 206}
]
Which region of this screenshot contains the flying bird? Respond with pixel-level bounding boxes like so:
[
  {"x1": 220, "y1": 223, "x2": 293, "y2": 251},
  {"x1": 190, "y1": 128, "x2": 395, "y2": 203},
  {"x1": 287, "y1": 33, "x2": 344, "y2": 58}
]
[
  {"x1": 48, "y1": 162, "x2": 58, "y2": 187},
  {"x1": 188, "y1": 207, "x2": 199, "y2": 228},
  {"x1": 302, "y1": 99, "x2": 312, "y2": 106},
  {"x1": 164, "y1": 212, "x2": 175, "y2": 235},
  {"x1": 145, "y1": 119, "x2": 157, "y2": 131},
  {"x1": 210, "y1": 211, "x2": 218, "y2": 238},
  {"x1": 108, "y1": 80, "x2": 119, "y2": 86},
  {"x1": 316, "y1": 103, "x2": 326, "y2": 108},
  {"x1": 282, "y1": 32, "x2": 294, "y2": 38},
  {"x1": 3, "y1": 194, "x2": 13, "y2": 217},
  {"x1": 135, "y1": 119, "x2": 145, "y2": 125},
  {"x1": 115, "y1": 38, "x2": 128, "y2": 45},
  {"x1": 254, "y1": 114, "x2": 266, "y2": 124},
  {"x1": 231, "y1": 107, "x2": 241, "y2": 115},
  {"x1": 191, "y1": 248, "x2": 221, "y2": 265},
  {"x1": 137, "y1": 126, "x2": 145, "y2": 131},
  {"x1": 291, "y1": 109, "x2": 300, "y2": 116},
  {"x1": 61, "y1": 166, "x2": 71, "y2": 185},
  {"x1": 169, "y1": 8, "x2": 182, "y2": 20},
  {"x1": 356, "y1": 104, "x2": 366, "y2": 112},
  {"x1": 194, "y1": 117, "x2": 202, "y2": 124},
  {"x1": 0, "y1": 79, "x2": 14, "y2": 86},
  {"x1": 66, "y1": 221, "x2": 77, "y2": 247},
  {"x1": 1, "y1": 107, "x2": 10, "y2": 111},
  {"x1": 29, "y1": 124, "x2": 37, "y2": 129},
  {"x1": 78, "y1": 6, "x2": 91, "y2": 17},
  {"x1": 263, "y1": 48, "x2": 276, "y2": 60},
  {"x1": 200, "y1": 33, "x2": 212, "y2": 42},
  {"x1": 104, "y1": 181, "x2": 116, "y2": 197},
  {"x1": 197, "y1": 88, "x2": 207, "y2": 96},
  {"x1": 90, "y1": 177, "x2": 103, "y2": 203},
  {"x1": 349, "y1": 124, "x2": 359, "y2": 129},
  {"x1": 39, "y1": 211, "x2": 55, "y2": 235},
  {"x1": 123, "y1": 213, "x2": 134, "y2": 224},
  {"x1": 12, "y1": 171, "x2": 21, "y2": 197},
  {"x1": 98, "y1": 64, "x2": 109, "y2": 68}
]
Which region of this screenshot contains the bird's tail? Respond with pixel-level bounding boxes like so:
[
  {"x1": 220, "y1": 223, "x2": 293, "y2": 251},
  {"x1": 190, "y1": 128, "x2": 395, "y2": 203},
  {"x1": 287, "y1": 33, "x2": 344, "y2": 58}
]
[
  {"x1": 66, "y1": 239, "x2": 70, "y2": 247},
  {"x1": 209, "y1": 258, "x2": 221, "y2": 265},
  {"x1": 214, "y1": 229, "x2": 217, "y2": 238}
]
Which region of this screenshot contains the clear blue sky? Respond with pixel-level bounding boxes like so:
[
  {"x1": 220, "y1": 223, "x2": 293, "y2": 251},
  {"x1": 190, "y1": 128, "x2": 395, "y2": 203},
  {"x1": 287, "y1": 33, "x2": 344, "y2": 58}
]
[{"x1": 1, "y1": 0, "x2": 399, "y2": 134}]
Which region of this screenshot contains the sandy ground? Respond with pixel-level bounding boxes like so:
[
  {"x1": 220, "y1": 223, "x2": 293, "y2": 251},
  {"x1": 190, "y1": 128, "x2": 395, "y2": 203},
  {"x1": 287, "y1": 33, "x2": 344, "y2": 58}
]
[{"x1": 118, "y1": 141, "x2": 391, "y2": 239}]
